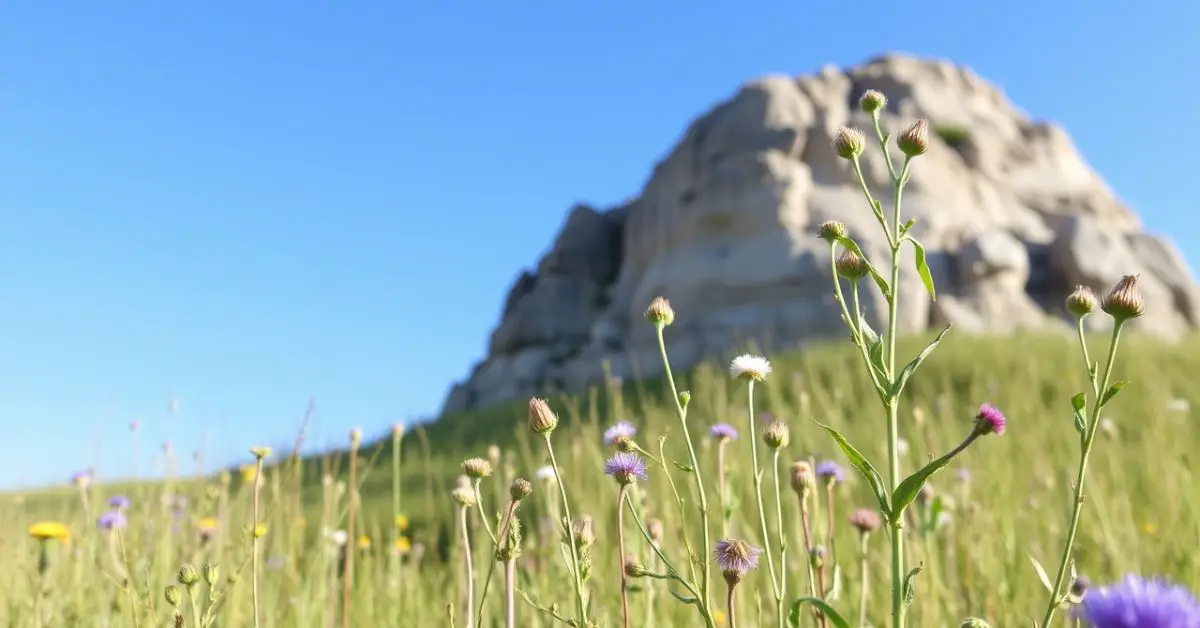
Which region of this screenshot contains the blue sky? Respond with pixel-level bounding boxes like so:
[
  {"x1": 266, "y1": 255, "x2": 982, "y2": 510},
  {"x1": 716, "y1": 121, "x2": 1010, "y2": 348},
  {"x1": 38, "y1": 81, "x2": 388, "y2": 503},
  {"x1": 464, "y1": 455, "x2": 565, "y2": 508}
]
[{"x1": 1, "y1": 1, "x2": 1197, "y2": 489}]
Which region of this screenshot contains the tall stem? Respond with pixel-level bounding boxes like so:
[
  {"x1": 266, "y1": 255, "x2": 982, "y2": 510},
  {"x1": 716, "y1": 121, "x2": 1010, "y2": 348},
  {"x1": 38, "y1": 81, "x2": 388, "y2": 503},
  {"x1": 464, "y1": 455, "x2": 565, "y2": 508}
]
[
  {"x1": 727, "y1": 585, "x2": 738, "y2": 628},
  {"x1": 617, "y1": 485, "x2": 632, "y2": 628},
  {"x1": 252, "y1": 458, "x2": 264, "y2": 628},
  {"x1": 858, "y1": 533, "x2": 871, "y2": 628},
  {"x1": 718, "y1": 442, "x2": 729, "y2": 537},
  {"x1": 342, "y1": 441, "x2": 359, "y2": 628},
  {"x1": 1039, "y1": 322, "x2": 1124, "y2": 627},
  {"x1": 746, "y1": 380, "x2": 781, "y2": 612},
  {"x1": 884, "y1": 158, "x2": 912, "y2": 628},
  {"x1": 800, "y1": 496, "x2": 825, "y2": 628},
  {"x1": 504, "y1": 559, "x2": 516, "y2": 628},
  {"x1": 543, "y1": 435, "x2": 588, "y2": 624},
  {"x1": 460, "y1": 506, "x2": 475, "y2": 628},
  {"x1": 771, "y1": 450, "x2": 788, "y2": 628}
]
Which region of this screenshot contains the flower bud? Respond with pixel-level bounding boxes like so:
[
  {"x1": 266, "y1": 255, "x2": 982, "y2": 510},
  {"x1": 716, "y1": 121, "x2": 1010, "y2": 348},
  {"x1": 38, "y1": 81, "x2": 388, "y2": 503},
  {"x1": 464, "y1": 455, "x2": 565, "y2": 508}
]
[
  {"x1": 817, "y1": 220, "x2": 847, "y2": 243},
  {"x1": 790, "y1": 461, "x2": 816, "y2": 497},
  {"x1": 860, "y1": 89, "x2": 887, "y2": 114},
  {"x1": 677, "y1": 390, "x2": 691, "y2": 409},
  {"x1": 836, "y1": 249, "x2": 869, "y2": 280},
  {"x1": 202, "y1": 563, "x2": 219, "y2": 586},
  {"x1": 573, "y1": 515, "x2": 596, "y2": 548},
  {"x1": 350, "y1": 428, "x2": 362, "y2": 445},
  {"x1": 762, "y1": 420, "x2": 790, "y2": 450},
  {"x1": 849, "y1": 508, "x2": 881, "y2": 534},
  {"x1": 249, "y1": 446, "x2": 272, "y2": 460},
  {"x1": 645, "y1": 296, "x2": 676, "y2": 326},
  {"x1": 510, "y1": 478, "x2": 533, "y2": 501},
  {"x1": 177, "y1": 563, "x2": 199, "y2": 587},
  {"x1": 809, "y1": 545, "x2": 826, "y2": 570},
  {"x1": 898, "y1": 119, "x2": 930, "y2": 157},
  {"x1": 462, "y1": 457, "x2": 493, "y2": 479},
  {"x1": 1065, "y1": 285, "x2": 1098, "y2": 318},
  {"x1": 164, "y1": 585, "x2": 182, "y2": 608},
  {"x1": 392, "y1": 422, "x2": 405, "y2": 438},
  {"x1": 528, "y1": 398, "x2": 559, "y2": 435},
  {"x1": 451, "y1": 486, "x2": 476, "y2": 508},
  {"x1": 624, "y1": 560, "x2": 649, "y2": 578},
  {"x1": 1101, "y1": 274, "x2": 1145, "y2": 322},
  {"x1": 832, "y1": 127, "x2": 866, "y2": 160}
]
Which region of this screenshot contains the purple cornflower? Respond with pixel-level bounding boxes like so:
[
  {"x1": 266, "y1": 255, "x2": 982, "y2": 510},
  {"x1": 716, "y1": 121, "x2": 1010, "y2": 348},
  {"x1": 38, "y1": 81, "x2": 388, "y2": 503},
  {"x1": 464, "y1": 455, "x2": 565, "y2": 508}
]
[
  {"x1": 975, "y1": 403, "x2": 1006, "y2": 435},
  {"x1": 603, "y1": 421, "x2": 637, "y2": 446},
  {"x1": 710, "y1": 423, "x2": 738, "y2": 442},
  {"x1": 816, "y1": 460, "x2": 846, "y2": 485},
  {"x1": 1079, "y1": 575, "x2": 1200, "y2": 628},
  {"x1": 604, "y1": 452, "x2": 648, "y2": 485},
  {"x1": 713, "y1": 538, "x2": 762, "y2": 584},
  {"x1": 71, "y1": 469, "x2": 93, "y2": 487},
  {"x1": 108, "y1": 495, "x2": 131, "y2": 510},
  {"x1": 97, "y1": 510, "x2": 127, "y2": 531}
]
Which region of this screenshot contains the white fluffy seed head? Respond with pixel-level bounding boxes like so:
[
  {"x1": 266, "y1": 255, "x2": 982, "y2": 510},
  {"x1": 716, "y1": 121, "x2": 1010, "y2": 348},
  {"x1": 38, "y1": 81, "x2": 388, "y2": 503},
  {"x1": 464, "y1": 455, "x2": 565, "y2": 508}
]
[{"x1": 729, "y1": 354, "x2": 772, "y2": 382}]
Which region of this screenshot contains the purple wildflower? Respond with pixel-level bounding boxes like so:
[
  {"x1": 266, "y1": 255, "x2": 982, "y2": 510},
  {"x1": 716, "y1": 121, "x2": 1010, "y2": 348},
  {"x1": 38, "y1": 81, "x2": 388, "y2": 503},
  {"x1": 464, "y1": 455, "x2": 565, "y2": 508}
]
[
  {"x1": 713, "y1": 538, "x2": 762, "y2": 583},
  {"x1": 108, "y1": 495, "x2": 131, "y2": 510},
  {"x1": 604, "y1": 452, "x2": 648, "y2": 485},
  {"x1": 816, "y1": 461, "x2": 846, "y2": 485},
  {"x1": 710, "y1": 423, "x2": 738, "y2": 442},
  {"x1": 759, "y1": 412, "x2": 775, "y2": 425},
  {"x1": 1079, "y1": 575, "x2": 1200, "y2": 628},
  {"x1": 975, "y1": 403, "x2": 1006, "y2": 436},
  {"x1": 97, "y1": 510, "x2": 127, "y2": 531},
  {"x1": 71, "y1": 469, "x2": 93, "y2": 487},
  {"x1": 603, "y1": 421, "x2": 637, "y2": 446}
]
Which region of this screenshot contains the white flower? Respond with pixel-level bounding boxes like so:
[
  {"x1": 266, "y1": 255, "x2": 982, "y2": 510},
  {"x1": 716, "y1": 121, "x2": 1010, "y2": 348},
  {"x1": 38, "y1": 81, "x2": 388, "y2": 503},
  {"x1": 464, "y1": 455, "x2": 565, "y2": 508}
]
[
  {"x1": 536, "y1": 465, "x2": 557, "y2": 482},
  {"x1": 729, "y1": 354, "x2": 772, "y2": 381},
  {"x1": 897, "y1": 438, "x2": 910, "y2": 456},
  {"x1": 327, "y1": 529, "x2": 349, "y2": 547}
]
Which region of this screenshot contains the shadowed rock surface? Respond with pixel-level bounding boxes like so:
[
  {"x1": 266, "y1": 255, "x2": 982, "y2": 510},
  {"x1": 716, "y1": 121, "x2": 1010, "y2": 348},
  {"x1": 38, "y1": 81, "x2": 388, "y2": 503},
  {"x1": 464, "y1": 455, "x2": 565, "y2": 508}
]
[{"x1": 441, "y1": 53, "x2": 1200, "y2": 414}]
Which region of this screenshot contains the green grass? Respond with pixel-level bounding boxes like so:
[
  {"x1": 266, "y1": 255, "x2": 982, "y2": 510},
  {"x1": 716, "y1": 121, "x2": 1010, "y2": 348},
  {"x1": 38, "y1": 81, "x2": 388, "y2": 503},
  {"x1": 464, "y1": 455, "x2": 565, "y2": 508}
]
[{"x1": 3, "y1": 330, "x2": 1198, "y2": 627}]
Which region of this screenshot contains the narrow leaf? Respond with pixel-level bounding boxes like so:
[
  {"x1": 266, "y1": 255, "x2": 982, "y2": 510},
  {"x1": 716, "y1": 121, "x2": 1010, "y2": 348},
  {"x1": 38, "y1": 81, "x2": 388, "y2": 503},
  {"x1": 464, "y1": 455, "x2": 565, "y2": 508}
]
[
  {"x1": 891, "y1": 449, "x2": 957, "y2": 523},
  {"x1": 668, "y1": 589, "x2": 697, "y2": 605},
  {"x1": 1101, "y1": 380, "x2": 1130, "y2": 406},
  {"x1": 671, "y1": 460, "x2": 694, "y2": 473},
  {"x1": 1071, "y1": 392, "x2": 1087, "y2": 412},
  {"x1": 900, "y1": 217, "x2": 916, "y2": 236},
  {"x1": 817, "y1": 422, "x2": 890, "y2": 517},
  {"x1": 902, "y1": 564, "x2": 923, "y2": 607},
  {"x1": 787, "y1": 597, "x2": 851, "y2": 628},
  {"x1": 1029, "y1": 554, "x2": 1054, "y2": 594},
  {"x1": 890, "y1": 325, "x2": 952, "y2": 398},
  {"x1": 907, "y1": 237, "x2": 938, "y2": 301}
]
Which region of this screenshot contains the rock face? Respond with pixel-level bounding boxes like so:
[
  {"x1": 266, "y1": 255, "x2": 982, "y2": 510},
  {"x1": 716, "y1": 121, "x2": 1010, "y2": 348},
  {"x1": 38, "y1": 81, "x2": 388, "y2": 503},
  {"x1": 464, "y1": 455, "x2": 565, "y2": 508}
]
[{"x1": 441, "y1": 53, "x2": 1200, "y2": 414}]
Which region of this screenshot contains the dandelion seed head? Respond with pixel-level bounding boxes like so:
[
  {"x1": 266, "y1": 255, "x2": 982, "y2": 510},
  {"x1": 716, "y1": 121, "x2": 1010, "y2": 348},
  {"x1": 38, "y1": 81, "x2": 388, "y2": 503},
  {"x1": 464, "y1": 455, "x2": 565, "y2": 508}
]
[{"x1": 730, "y1": 354, "x2": 772, "y2": 381}]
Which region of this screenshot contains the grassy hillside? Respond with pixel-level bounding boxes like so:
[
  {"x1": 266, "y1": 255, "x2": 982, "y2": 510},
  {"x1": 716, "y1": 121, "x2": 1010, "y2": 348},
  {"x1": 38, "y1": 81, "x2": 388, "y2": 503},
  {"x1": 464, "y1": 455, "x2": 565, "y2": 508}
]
[{"x1": 3, "y1": 328, "x2": 1198, "y2": 626}]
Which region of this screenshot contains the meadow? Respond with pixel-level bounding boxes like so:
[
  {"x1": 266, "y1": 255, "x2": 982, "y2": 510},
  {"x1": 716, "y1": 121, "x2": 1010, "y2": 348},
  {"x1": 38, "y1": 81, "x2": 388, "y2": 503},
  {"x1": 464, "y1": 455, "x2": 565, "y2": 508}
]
[{"x1": 5, "y1": 90, "x2": 1200, "y2": 628}]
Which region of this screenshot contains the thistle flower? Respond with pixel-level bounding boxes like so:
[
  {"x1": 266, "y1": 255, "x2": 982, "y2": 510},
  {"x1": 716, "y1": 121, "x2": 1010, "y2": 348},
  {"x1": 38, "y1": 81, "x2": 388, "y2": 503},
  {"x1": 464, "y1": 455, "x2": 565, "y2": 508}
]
[
  {"x1": 108, "y1": 495, "x2": 131, "y2": 510},
  {"x1": 833, "y1": 127, "x2": 866, "y2": 160},
  {"x1": 645, "y1": 296, "x2": 676, "y2": 326},
  {"x1": 898, "y1": 119, "x2": 930, "y2": 157},
  {"x1": 28, "y1": 521, "x2": 70, "y2": 542},
  {"x1": 71, "y1": 469, "x2": 93, "y2": 488},
  {"x1": 816, "y1": 460, "x2": 846, "y2": 486},
  {"x1": 604, "y1": 452, "x2": 648, "y2": 485},
  {"x1": 713, "y1": 538, "x2": 762, "y2": 584},
  {"x1": 974, "y1": 403, "x2": 1006, "y2": 436},
  {"x1": 452, "y1": 486, "x2": 477, "y2": 508},
  {"x1": 729, "y1": 354, "x2": 772, "y2": 381},
  {"x1": 164, "y1": 585, "x2": 182, "y2": 608},
  {"x1": 790, "y1": 460, "x2": 816, "y2": 496},
  {"x1": 762, "y1": 420, "x2": 790, "y2": 449},
  {"x1": 624, "y1": 560, "x2": 649, "y2": 578},
  {"x1": 817, "y1": 220, "x2": 847, "y2": 242},
  {"x1": 97, "y1": 511, "x2": 127, "y2": 531},
  {"x1": 1078, "y1": 575, "x2": 1200, "y2": 628},
  {"x1": 1102, "y1": 274, "x2": 1146, "y2": 322},
  {"x1": 510, "y1": 477, "x2": 533, "y2": 501},
  {"x1": 710, "y1": 423, "x2": 738, "y2": 442},
  {"x1": 528, "y1": 398, "x2": 559, "y2": 434},
  {"x1": 1066, "y1": 285, "x2": 1099, "y2": 318},
  {"x1": 849, "y1": 508, "x2": 881, "y2": 534},
  {"x1": 573, "y1": 515, "x2": 596, "y2": 547},
  {"x1": 462, "y1": 457, "x2": 493, "y2": 479},
  {"x1": 836, "y1": 249, "x2": 870, "y2": 280},
  {"x1": 603, "y1": 421, "x2": 637, "y2": 448},
  {"x1": 860, "y1": 89, "x2": 887, "y2": 113}
]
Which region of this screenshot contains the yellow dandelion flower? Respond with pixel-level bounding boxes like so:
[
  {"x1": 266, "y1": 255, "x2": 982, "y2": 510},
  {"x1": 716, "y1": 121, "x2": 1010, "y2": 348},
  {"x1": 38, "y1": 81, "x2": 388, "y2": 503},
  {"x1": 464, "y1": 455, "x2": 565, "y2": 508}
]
[
  {"x1": 394, "y1": 536, "x2": 411, "y2": 554},
  {"x1": 394, "y1": 514, "x2": 409, "y2": 531},
  {"x1": 240, "y1": 464, "x2": 258, "y2": 483},
  {"x1": 251, "y1": 523, "x2": 268, "y2": 538},
  {"x1": 357, "y1": 535, "x2": 371, "y2": 550},
  {"x1": 712, "y1": 609, "x2": 727, "y2": 626},
  {"x1": 1141, "y1": 522, "x2": 1158, "y2": 536},
  {"x1": 28, "y1": 521, "x2": 70, "y2": 542},
  {"x1": 197, "y1": 517, "x2": 219, "y2": 533}
]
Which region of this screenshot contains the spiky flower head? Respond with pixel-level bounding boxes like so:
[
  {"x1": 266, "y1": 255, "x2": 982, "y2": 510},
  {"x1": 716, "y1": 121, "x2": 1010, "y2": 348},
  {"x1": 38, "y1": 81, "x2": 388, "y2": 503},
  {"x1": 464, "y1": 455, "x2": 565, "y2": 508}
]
[
  {"x1": 860, "y1": 89, "x2": 887, "y2": 113},
  {"x1": 510, "y1": 478, "x2": 533, "y2": 501},
  {"x1": 849, "y1": 508, "x2": 882, "y2": 534},
  {"x1": 603, "y1": 421, "x2": 638, "y2": 449},
  {"x1": 97, "y1": 511, "x2": 127, "y2": 531},
  {"x1": 528, "y1": 398, "x2": 559, "y2": 435},
  {"x1": 108, "y1": 495, "x2": 131, "y2": 510},
  {"x1": 974, "y1": 403, "x2": 1006, "y2": 436},
  {"x1": 710, "y1": 423, "x2": 738, "y2": 442},
  {"x1": 604, "y1": 452, "x2": 648, "y2": 486},
  {"x1": 790, "y1": 460, "x2": 816, "y2": 497},
  {"x1": 1078, "y1": 574, "x2": 1200, "y2": 628},
  {"x1": 898, "y1": 119, "x2": 930, "y2": 157},
  {"x1": 451, "y1": 486, "x2": 476, "y2": 508},
  {"x1": 817, "y1": 220, "x2": 847, "y2": 242},
  {"x1": 573, "y1": 515, "x2": 595, "y2": 547},
  {"x1": 202, "y1": 563, "x2": 219, "y2": 586},
  {"x1": 836, "y1": 249, "x2": 870, "y2": 280},
  {"x1": 462, "y1": 457, "x2": 493, "y2": 479},
  {"x1": 249, "y1": 446, "x2": 272, "y2": 460},
  {"x1": 1066, "y1": 285, "x2": 1099, "y2": 318},
  {"x1": 678, "y1": 390, "x2": 691, "y2": 408},
  {"x1": 959, "y1": 619, "x2": 991, "y2": 628},
  {"x1": 729, "y1": 354, "x2": 772, "y2": 381},
  {"x1": 816, "y1": 460, "x2": 846, "y2": 486},
  {"x1": 1102, "y1": 274, "x2": 1146, "y2": 322},
  {"x1": 762, "y1": 420, "x2": 790, "y2": 450},
  {"x1": 177, "y1": 564, "x2": 199, "y2": 587},
  {"x1": 164, "y1": 585, "x2": 182, "y2": 608},
  {"x1": 645, "y1": 296, "x2": 676, "y2": 326},
  {"x1": 713, "y1": 538, "x2": 762, "y2": 585},
  {"x1": 28, "y1": 521, "x2": 70, "y2": 542},
  {"x1": 832, "y1": 127, "x2": 866, "y2": 160}
]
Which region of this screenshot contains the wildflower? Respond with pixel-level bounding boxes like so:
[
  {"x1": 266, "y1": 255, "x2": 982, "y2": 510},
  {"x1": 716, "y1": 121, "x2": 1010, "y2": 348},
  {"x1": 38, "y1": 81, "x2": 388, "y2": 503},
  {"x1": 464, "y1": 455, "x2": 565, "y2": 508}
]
[
  {"x1": 833, "y1": 127, "x2": 866, "y2": 160},
  {"x1": 71, "y1": 469, "x2": 93, "y2": 488},
  {"x1": 108, "y1": 495, "x2": 131, "y2": 510},
  {"x1": 394, "y1": 514, "x2": 409, "y2": 531},
  {"x1": 240, "y1": 464, "x2": 258, "y2": 483},
  {"x1": 974, "y1": 403, "x2": 1006, "y2": 436},
  {"x1": 177, "y1": 564, "x2": 199, "y2": 586},
  {"x1": 1078, "y1": 574, "x2": 1200, "y2": 628},
  {"x1": 729, "y1": 354, "x2": 772, "y2": 381},
  {"x1": 164, "y1": 585, "x2": 182, "y2": 608},
  {"x1": 762, "y1": 420, "x2": 790, "y2": 449},
  {"x1": 357, "y1": 535, "x2": 371, "y2": 550},
  {"x1": 604, "y1": 452, "x2": 648, "y2": 486},
  {"x1": 573, "y1": 516, "x2": 596, "y2": 547},
  {"x1": 1066, "y1": 285, "x2": 1099, "y2": 318},
  {"x1": 816, "y1": 460, "x2": 846, "y2": 486},
  {"x1": 97, "y1": 511, "x2": 127, "y2": 531},
  {"x1": 710, "y1": 423, "x2": 738, "y2": 442},
  {"x1": 251, "y1": 523, "x2": 268, "y2": 538},
  {"x1": 603, "y1": 421, "x2": 638, "y2": 449},
  {"x1": 713, "y1": 538, "x2": 762, "y2": 584},
  {"x1": 624, "y1": 560, "x2": 649, "y2": 578},
  {"x1": 849, "y1": 508, "x2": 881, "y2": 534},
  {"x1": 535, "y1": 465, "x2": 557, "y2": 483},
  {"x1": 394, "y1": 536, "x2": 412, "y2": 555},
  {"x1": 645, "y1": 296, "x2": 675, "y2": 326},
  {"x1": 817, "y1": 220, "x2": 847, "y2": 242},
  {"x1": 327, "y1": 529, "x2": 349, "y2": 547},
  {"x1": 898, "y1": 119, "x2": 930, "y2": 157},
  {"x1": 790, "y1": 460, "x2": 816, "y2": 497},
  {"x1": 202, "y1": 563, "x2": 219, "y2": 586},
  {"x1": 452, "y1": 486, "x2": 477, "y2": 508},
  {"x1": 510, "y1": 478, "x2": 533, "y2": 501},
  {"x1": 860, "y1": 89, "x2": 887, "y2": 113},
  {"x1": 528, "y1": 398, "x2": 559, "y2": 434},
  {"x1": 249, "y1": 446, "x2": 272, "y2": 460},
  {"x1": 29, "y1": 521, "x2": 70, "y2": 542},
  {"x1": 1102, "y1": 275, "x2": 1146, "y2": 322},
  {"x1": 462, "y1": 457, "x2": 493, "y2": 479},
  {"x1": 836, "y1": 249, "x2": 870, "y2": 280}
]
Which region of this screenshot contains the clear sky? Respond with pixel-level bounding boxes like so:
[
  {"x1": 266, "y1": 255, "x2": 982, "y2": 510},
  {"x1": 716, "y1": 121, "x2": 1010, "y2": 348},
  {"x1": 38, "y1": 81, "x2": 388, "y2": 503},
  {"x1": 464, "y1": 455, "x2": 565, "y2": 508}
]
[{"x1": 2, "y1": 1, "x2": 1197, "y2": 490}]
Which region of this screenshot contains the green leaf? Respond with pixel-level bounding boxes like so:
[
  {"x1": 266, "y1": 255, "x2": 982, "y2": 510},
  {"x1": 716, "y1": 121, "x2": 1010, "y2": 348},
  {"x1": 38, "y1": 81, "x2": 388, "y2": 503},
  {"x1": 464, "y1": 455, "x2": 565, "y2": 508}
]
[
  {"x1": 1029, "y1": 554, "x2": 1054, "y2": 594},
  {"x1": 1101, "y1": 380, "x2": 1129, "y2": 406},
  {"x1": 900, "y1": 217, "x2": 916, "y2": 236},
  {"x1": 902, "y1": 564, "x2": 923, "y2": 607},
  {"x1": 787, "y1": 597, "x2": 851, "y2": 628},
  {"x1": 907, "y1": 237, "x2": 938, "y2": 301},
  {"x1": 668, "y1": 589, "x2": 697, "y2": 605},
  {"x1": 1071, "y1": 392, "x2": 1087, "y2": 412},
  {"x1": 890, "y1": 441, "x2": 958, "y2": 521},
  {"x1": 671, "y1": 460, "x2": 694, "y2": 473},
  {"x1": 836, "y1": 235, "x2": 891, "y2": 299},
  {"x1": 890, "y1": 325, "x2": 952, "y2": 399},
  {"x1": 816, "y1": 422, "x2": 890, "y2": 517}
]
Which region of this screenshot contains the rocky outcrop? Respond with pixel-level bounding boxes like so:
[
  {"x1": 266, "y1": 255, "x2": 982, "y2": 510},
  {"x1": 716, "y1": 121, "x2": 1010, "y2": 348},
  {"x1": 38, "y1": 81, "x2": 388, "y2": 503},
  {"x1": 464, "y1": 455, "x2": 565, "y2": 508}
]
[{"x1": 441, "y1": 53, "x2": 1200, "y2": 414}]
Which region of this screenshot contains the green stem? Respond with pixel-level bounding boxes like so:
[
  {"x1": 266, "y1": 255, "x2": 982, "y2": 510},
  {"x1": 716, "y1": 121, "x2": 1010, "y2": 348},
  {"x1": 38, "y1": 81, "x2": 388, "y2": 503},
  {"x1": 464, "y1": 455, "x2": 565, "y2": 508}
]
[
  {"x1": 1039, "y1": 321, "x2": 1125, "y2": 627},
  {"x1": 858, "y1": 533, "x2": 871, "y2": 628},
  {"x1": 772, "y1": 450, "x2": 788, "y2": 628},
  {"x1": 884, "y1": 157, "x2": 912, "y2": 628},
  {"x1": 747, "y1": 380, "x2": 781, "y2": 605},
  {"x1": 252, "y1": 458, "x2": 264, "y2": 628},
  {"x1": 618, "y1": 485, "x2": 632, "y2": 628},
  {"x1": 727, "y1": 585, "x2": 738, "y2": 628},
  {"x1": 543, "y1": 435, "x2": 588, "y2": 625},
  {"x1": 625, "y1": 497, "x2": 709, "y2": 624}
]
